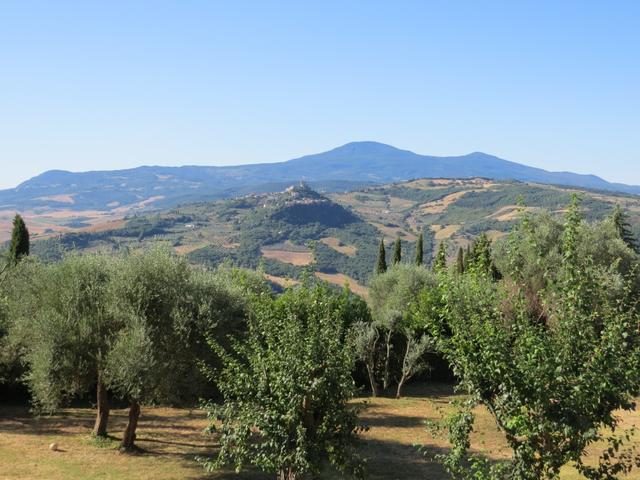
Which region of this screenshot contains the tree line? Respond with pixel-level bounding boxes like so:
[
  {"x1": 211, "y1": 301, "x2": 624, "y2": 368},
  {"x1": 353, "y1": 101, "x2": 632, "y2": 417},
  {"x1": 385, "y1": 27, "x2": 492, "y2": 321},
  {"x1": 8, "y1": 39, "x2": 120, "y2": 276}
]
[{"x1": 1, "y1": 199, "x2": 640, "y2": 479}]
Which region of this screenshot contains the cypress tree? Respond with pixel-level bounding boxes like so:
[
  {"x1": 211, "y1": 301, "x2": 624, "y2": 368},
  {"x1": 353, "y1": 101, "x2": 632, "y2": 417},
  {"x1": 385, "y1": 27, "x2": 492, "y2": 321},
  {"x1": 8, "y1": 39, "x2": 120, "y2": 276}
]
[
  {"x1": 375, "y1": 238, "x2": 387, "y2": 274},
  {"x1": 415, "y1": 232, "x2": 424, "y2": 266},
  {"x1": 456, "y1": 246, "x2": 465, "y2": 274},
  {"x1": 611, "y1": 204, "x2": 638, "y2": 253},
  {"x1": 464, "y1": 244, "x2": 472, "y2": 270},
  {"x1": 9, "y1": 214, "x2": 29, "y2": 263},
  {"x1": 433, "y1": 241, "x2": 447, "y2": 272},
  {"x1": 392, "y1": 237, "x2": 402, "y2": 265}
]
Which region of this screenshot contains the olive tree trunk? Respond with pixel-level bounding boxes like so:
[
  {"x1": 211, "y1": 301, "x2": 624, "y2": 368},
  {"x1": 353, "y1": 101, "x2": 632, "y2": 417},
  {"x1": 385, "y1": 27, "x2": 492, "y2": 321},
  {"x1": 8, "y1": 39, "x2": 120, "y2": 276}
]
[
  {"x1": 382, "y1": 328, "x2": 393, "y2": 391},
  {"x1": 120, "y1": 400, "x2": 140, "y2": 451},
  {"x1": 92, "y1": 375, "x2": 109, "y2": 437},
  {"x1": 366, "y1": 362, "x2": 379, "y2": 397},
  {"x1": 277, "y1": 467, "x2": 297, "y2": 480}
]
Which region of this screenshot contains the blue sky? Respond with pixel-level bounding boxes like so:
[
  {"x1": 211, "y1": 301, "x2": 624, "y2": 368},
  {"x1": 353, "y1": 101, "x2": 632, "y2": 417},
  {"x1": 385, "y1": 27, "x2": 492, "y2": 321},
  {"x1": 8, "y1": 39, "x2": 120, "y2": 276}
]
[{"x1": 1, "y1": 1, "x2": 639, "y2": 189}]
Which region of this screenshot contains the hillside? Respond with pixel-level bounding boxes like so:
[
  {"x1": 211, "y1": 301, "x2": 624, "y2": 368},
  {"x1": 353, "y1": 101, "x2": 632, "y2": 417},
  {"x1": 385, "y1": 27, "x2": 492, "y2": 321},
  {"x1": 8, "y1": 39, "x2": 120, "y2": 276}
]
[
  {"x1": 1, "y1": 143, "x2": 639, "y2": 242},
  {"x1": 30, "y1": 178, "x2": 640, "y2": 292}
]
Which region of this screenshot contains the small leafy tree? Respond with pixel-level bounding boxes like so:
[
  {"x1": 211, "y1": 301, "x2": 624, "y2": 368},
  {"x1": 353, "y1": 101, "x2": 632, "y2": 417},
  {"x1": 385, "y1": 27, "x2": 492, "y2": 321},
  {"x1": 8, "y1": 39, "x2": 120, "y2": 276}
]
[
  {"x1": 353, "y1": 320, "x2": 380, "y2": 397},
  {"x1": 204, "y1": 284, "x2": 364, "y2": 480},
  {"x1": 425, "y1": 198, "x2": 640, "y2": 479},
  {"x1": 8, "y1": 214, "x2": 29, "y2": 263},
  {"x1": 415, "y1": 232, "x2": 424, "y2": 266},
  {"x1": 368, "y1": 264, "x2": 435, "y2": 395},
  {"x1": 392, "y1": 237, "x2": 402, "y2": 264},
  {"x1": 375, "y1": 238, "x2": 387, "y2": 274}
]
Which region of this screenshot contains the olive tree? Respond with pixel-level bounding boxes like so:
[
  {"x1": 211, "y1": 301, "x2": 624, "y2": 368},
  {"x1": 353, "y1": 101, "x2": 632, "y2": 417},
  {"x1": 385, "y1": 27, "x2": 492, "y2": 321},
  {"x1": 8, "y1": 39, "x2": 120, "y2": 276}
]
[
  {"x1": 203, "y1": 283, "x2": 364, "y2": 480},
  {"x1": 368, "y1": 264, "x2": 435, "y2": 395},
  {"x1": 9, "y1": 255, "x2": 117, "y2": 437},
  {"x1": 105, "y1": 248, "x2": 247, "y2": 450}
]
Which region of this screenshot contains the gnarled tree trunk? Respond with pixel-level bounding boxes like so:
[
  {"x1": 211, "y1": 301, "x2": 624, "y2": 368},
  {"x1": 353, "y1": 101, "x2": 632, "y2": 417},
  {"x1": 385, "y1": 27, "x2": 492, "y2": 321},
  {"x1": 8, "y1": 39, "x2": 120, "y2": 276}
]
[
  {"x1": 277, "y1": 467, "x2": 297, "y2": 480},
  {"x1": 366, "y1": 363, "x2": 379, "y2": 397},
  {"x1": 382, "y1": 328, "x2": 393, "y2": 391},
  {"x1": 121, "y1": 400, "x2": 140, "y2": 451},
  {"x1": 92, "y1": 375, "x2": 109, "y2": 437}
]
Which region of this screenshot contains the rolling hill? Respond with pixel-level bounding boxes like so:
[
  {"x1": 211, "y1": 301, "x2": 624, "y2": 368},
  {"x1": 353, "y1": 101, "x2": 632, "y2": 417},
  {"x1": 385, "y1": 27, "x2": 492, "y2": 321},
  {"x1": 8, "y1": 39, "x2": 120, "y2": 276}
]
[
  {"x1": 1, "y1": 142, "x2": 638, "y2": 242},
  {"x1": 30, "y1": 178, "x2": 640, "y2": 293}
]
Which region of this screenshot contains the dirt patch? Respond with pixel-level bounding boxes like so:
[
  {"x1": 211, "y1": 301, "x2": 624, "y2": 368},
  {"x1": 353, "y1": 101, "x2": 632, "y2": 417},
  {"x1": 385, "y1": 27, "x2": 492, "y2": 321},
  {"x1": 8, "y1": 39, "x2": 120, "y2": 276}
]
[
  {"x1": 36, "y1": 194, "x2": 76, "y2": 204},
  {"x1": 370, "y1": 222, "x2": 418, "y2": 242},
  {"x1": 320, "y1": 237, "x2": 357, "y2": 256},
  {"x1": 489, "y1": 205, "x2": 536, "y2": 222},
  {"x1": 174, "y1": 242, "x2": 212, "y2": 255},
  {"x1": 387, "y1": 196, "x2": 416, "y2": 210},
  {"x1": 419, "y1": 190, "x2": 474, "y2": 215},
  {"x1": 80, "y1": 219, "x2": 127, "y2": 233},
  {"x1": 261, "y1": 244, "x2": 313, "y2": 266},
  {"x1": 264, "y1": 274, "x2": 300, "y2": 289},
  {"x1": 485, "y1": 230, "x2": 507, "y2": 241},
  {"x1": 315, "y1": 272, "x2": 368, "y2": 297},
  {"x1": 431, "y1": 224, "x2": 461, "y2": 240}
]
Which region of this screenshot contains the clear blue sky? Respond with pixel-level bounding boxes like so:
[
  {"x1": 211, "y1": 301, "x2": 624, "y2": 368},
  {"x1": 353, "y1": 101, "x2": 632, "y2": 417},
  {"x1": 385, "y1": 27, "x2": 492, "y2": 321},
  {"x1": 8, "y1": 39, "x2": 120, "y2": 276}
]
[{"x1": 1, "y1": 1, "x2": 639, "y2": 189}]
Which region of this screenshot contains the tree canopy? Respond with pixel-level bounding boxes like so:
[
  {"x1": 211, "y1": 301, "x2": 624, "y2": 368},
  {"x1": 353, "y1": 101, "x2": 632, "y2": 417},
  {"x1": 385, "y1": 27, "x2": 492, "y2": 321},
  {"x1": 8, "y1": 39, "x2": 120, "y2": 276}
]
[{"x1": 204, "y1": 283, "x2": 365, "y2": 479}]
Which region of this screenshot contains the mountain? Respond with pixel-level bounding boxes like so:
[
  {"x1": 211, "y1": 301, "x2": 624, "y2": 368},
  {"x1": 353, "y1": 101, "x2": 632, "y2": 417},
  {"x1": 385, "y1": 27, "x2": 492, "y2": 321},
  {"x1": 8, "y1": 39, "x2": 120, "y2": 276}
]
[
  {"x1": 1, "y1": 142, "x2": 639, "y2": 241},
  {"x1": 31, "y1": 178, "x2": 640, "y2": 293}
]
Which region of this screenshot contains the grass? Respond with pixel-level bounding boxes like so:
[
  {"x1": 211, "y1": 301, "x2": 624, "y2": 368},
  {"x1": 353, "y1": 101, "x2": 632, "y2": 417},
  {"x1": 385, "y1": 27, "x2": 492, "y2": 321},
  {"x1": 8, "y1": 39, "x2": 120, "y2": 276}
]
[{"x1": 2, "y1": 383, "x2": 640, "y2": 479}]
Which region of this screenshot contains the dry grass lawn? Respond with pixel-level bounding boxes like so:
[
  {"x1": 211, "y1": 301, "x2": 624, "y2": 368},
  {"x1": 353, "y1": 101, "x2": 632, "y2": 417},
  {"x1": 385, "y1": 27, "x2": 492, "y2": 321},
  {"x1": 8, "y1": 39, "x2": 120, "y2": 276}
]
[{"x1": 2, "y1": 384, "x2": 640, "y2": 479}]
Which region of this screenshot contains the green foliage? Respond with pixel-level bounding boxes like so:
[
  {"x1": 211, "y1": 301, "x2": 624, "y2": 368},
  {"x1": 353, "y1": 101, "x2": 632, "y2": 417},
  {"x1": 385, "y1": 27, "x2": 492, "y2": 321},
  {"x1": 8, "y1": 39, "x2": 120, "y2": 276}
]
[
  {"x1": 455, "y1": 247, "x2": 464, "y2": 275},
  {"x1": 368, "y1": 264, "x2": 436, "y2": 395},
  {"x1": 9, "y1": 214, "x2": 29, "y2": 263},
  {"x1": 9, "y1": 254, "x2": 115, "y2": 413},
  {"x1": 105, "y1": 248, "x2": 247, "y2": 406},
  {"x1": 415, "y1": 232, "x2": 424, "y2": 266},
  {"x1": 494, "y1": 201, "x2": 639, "y2": 298},
  {"x1": 8, "y1": 249, "x2": 250, "y2": 447},
  {"x1": 433, "y1": 241, "x2": 447, "y2": 273},
  {"x1": 424, "y1": 198, "x2": 640, "y2": 479},
  {"x1": 375, "y1": 238, "x2": 387, "y2": 274},
  {"x1": 203, "y1": 284, "x2": 365, "y2": 479},
  {"x1": 392, "y1": 237, "x2": 402, "y2": 265},
  {"x1": 466, "y1": 233, "x2": 499, "y2": 279},
  {"x1": 611, "y1": 204, "x2": 638, "y2": 253}
]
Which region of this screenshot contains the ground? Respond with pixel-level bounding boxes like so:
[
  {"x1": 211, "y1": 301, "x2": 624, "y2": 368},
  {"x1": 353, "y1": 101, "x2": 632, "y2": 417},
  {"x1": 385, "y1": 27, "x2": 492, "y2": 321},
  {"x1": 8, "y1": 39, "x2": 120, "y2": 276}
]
[{"x1": 1, "y1": 384, "x2": 639, "y2": 479}]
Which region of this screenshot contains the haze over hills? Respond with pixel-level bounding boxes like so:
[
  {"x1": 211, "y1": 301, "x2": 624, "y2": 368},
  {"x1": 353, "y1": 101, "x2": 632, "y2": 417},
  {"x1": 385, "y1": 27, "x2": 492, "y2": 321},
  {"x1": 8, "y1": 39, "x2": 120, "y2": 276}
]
[{"x1": 2, "y1": 142, "x2": 639, "y2": 215}]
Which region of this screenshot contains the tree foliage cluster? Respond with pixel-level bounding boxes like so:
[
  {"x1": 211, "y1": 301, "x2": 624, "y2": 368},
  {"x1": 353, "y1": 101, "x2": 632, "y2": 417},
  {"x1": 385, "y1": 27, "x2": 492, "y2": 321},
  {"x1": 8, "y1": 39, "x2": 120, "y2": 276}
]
[
  {"x1": 2, "y1": 201, "x2": 640, "y2": 479},
  {"x1": 3, "y1": 248, "x2": 252, "y2": 449},
  {"x1": 1, "y1": 221, "x2": 368, "y2": 477},
  {"x1": 419, "y1": 199, "x2": 640, "y2": 479}
]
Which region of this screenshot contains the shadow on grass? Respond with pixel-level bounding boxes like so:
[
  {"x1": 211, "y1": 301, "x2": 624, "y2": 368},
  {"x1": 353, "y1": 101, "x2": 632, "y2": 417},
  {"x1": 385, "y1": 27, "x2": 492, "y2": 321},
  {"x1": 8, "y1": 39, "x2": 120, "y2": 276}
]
[
  {"x1": 359, "y1": 414, "x2": 426, "y2": 429},
  {"x1": 0, "y1": 406, "x2": 95, "y2": 436},
  {"x1": 357, "y1": 438, "x2": 450, "y2": 480}
]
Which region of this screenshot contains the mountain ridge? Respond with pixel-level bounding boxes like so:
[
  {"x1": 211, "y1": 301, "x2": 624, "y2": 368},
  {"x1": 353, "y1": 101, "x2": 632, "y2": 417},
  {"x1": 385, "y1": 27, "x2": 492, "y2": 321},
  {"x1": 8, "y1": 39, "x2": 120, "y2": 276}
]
[{"x1": 3, "y1": 142, "x2": 639, "y2": 215}]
